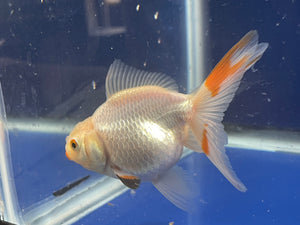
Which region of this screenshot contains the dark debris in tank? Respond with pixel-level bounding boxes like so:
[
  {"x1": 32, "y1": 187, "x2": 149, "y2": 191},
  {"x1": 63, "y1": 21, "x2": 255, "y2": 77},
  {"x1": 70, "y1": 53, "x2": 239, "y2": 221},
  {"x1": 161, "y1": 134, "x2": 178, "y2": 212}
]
[{"x1": 52, "y1": 175, "x2": 90, "y2": 197}]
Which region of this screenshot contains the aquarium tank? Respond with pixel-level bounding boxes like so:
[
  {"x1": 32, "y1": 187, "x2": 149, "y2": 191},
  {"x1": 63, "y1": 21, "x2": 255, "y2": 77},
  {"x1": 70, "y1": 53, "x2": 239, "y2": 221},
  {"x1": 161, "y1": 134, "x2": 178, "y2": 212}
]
[{"x1": 0, "y1": 0, "x2": 299, "y2": 224}]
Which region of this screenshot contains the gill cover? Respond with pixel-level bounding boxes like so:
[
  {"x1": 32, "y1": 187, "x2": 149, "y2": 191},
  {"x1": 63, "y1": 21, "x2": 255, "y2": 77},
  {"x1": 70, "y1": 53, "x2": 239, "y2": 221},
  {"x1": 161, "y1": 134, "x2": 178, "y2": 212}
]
[
  {"x1": 82, "y1": 129, "x2": 107, "y2": 173},
  {"x1": 65, "y1": 117, "x2": 107, "y2": 174}
]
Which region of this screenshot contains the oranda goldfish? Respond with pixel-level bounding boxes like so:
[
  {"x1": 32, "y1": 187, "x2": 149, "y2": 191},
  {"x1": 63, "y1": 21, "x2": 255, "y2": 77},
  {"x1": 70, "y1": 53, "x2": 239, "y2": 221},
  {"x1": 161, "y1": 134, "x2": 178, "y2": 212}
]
[{"x1": 65, "y1": 30, "x2": 268, "y2": 212}]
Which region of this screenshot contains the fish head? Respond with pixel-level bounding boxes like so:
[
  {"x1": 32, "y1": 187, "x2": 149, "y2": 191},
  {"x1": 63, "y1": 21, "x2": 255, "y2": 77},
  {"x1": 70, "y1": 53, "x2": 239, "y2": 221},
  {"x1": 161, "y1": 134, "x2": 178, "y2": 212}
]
[{"x1": 65, "y1": 117, "x2": 107, "y2": 173}]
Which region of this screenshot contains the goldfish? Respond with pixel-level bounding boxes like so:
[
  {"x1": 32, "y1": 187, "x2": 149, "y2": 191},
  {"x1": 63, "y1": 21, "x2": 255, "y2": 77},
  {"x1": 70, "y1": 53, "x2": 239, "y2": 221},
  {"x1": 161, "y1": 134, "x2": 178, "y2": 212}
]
[{"x1": 65, "y1": 30, "x2": 268, "y2": 212}]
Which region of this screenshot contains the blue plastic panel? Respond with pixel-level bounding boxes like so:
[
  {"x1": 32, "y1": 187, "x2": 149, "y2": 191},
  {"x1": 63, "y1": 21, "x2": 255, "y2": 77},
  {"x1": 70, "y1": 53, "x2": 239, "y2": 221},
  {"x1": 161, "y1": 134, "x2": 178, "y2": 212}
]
[
  {"x1": 9, "y1": 129, "x2": 300, "y2": 224},
  {"x1": 9, "y1": 129, "x2": 99, "y2": 210},
  {"x1": 75, "y1": 149, "x2": 300, "y2": 225}
]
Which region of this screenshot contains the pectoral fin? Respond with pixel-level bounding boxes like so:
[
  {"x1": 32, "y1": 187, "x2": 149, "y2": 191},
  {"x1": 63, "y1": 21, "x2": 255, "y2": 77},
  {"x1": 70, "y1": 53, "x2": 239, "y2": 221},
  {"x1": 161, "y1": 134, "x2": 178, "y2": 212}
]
[{"x1": 116, "y1": 174, "x2": 141, "y2": 189}]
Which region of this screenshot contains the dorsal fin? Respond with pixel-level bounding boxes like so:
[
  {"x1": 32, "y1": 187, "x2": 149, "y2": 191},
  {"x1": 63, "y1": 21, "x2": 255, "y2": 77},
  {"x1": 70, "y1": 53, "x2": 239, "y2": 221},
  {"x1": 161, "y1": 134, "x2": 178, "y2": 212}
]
[{"x1": 105, "y1": 60, "x2": 178, "y2": 99}]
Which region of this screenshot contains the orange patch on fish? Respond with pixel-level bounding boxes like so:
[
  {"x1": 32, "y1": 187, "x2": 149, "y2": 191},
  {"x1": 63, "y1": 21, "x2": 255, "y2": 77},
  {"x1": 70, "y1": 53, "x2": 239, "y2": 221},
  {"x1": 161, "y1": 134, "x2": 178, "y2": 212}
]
[
  {"x1": 204, "y1": 33, "x2": 253, "y2": 97},
  {"x1": 205, "y1": 56, "x2": 248, "y2": 97},
  {"x1": 116, "y1": 174, "x2": 141, "y2": 189},
  {"x1": 65, "y1": 151, "x2": 71, "y2": 160},
  {"x1": 202, "y1": 128, "x2": 209, "y2": 155},
  {"x1": 119, "y1": 175, "x2": 139, "y2": 180}
]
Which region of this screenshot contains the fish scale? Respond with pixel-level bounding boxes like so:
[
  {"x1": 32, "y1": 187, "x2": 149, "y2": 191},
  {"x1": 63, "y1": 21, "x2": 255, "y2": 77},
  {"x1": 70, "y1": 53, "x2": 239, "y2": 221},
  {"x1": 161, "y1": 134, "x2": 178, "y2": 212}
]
[{"x1": 92, "y1": 87, "x2": 189, "y2": 178}]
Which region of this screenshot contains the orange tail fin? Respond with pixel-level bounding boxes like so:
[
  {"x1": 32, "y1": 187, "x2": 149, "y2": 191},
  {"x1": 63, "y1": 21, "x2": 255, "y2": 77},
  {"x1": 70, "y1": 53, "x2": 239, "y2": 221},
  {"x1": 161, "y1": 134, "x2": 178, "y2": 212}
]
[{"x1": 184, "y1": 30, "x2": 268, "y2": 191}]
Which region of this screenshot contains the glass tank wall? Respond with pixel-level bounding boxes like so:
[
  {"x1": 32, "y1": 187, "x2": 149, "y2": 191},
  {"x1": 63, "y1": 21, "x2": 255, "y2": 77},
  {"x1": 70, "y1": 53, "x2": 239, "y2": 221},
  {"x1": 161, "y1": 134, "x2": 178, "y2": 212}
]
[{"x1": 0, "y1": 0, "x2": 299, "y2": 224}]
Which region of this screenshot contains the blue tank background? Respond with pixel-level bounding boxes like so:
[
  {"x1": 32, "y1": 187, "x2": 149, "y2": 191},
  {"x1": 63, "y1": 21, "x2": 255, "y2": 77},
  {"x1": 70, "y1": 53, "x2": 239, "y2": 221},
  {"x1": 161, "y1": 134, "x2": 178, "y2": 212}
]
[
  {"x1": 0, "y1": 0, "x2": 299, "y2": 129},
  {"x1": 0, "y1": 0, "x2": 299, "y2": 224}
]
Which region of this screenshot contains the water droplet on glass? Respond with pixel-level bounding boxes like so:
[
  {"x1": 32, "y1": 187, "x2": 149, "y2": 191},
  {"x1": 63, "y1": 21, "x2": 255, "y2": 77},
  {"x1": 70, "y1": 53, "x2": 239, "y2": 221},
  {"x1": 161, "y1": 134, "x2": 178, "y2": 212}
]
[
  {"x1": 27, "y1": 51, "x2": 32, "y2": 67},
  {"x1": 136, "y1": 4, "x2": 140, "y2": 11},
  {"x1": 91, "y1": 81, "x2": 96, "y2": 90},
  {"x1": 157, "y1": 37, "x2": 161, "y2": 44},
  {"x1": 154, "y1": 11, "x2": 159, "y2": 20}
]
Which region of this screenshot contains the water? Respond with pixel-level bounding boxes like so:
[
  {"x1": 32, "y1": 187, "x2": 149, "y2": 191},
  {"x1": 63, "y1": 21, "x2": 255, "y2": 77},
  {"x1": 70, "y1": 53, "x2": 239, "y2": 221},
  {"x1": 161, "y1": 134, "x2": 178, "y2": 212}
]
[{"x1": 0, "y1": 0, "x2": 299, "y2": 224}]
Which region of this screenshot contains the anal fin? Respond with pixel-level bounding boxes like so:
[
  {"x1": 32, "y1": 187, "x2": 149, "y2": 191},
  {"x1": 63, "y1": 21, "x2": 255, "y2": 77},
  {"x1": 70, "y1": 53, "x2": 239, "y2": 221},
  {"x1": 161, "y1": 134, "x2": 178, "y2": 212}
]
[
  {"x1": 116, "y1": 174, "x2": 141, "y2": 190},
  {"x1": 152, "y1": 165, "x2": 199, "y2": 213}
]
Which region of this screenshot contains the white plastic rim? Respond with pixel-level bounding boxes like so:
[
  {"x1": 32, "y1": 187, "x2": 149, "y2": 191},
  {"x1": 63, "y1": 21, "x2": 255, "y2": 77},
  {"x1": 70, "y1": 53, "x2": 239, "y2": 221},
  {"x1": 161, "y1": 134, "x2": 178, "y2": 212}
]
[{"x1": 0, "y1": 82, "x2": 23, "y2": 224}]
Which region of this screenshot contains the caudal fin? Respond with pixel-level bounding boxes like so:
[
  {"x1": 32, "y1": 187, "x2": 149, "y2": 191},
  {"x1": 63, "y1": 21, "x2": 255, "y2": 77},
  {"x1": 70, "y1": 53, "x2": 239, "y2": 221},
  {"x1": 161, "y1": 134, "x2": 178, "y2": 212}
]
[{"x1": 185, "y1": 30, "x2": 268, "y2": 192}]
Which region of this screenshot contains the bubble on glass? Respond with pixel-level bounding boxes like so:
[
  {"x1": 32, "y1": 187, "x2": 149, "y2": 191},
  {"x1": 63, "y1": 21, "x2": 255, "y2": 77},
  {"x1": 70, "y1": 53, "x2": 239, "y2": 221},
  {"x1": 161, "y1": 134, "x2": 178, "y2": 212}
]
[
  {"x1": 154, "y1": 11, "x2": 159, "y2": 20},
  {"x1": 27, "y1": 51, "x2": 32, "y2": 67},
  {"x1": 157, "y1": 37, "x2": 161, "y2": 44},
  {"x1": 0, "y1": 39, "x2": 5, "y2": 47},
  {"x1": 136, "y1": 4, "x2": 140, "y2": 12},
  {"x1": 282, "y1": 14, "x2": 286, "y2": 20},
  {"x1": 9, "y1": 28, "x2": 15, "y2": 37},
  {"x1": 91, "y1": 81, "x2": 96, "y2": 90}
]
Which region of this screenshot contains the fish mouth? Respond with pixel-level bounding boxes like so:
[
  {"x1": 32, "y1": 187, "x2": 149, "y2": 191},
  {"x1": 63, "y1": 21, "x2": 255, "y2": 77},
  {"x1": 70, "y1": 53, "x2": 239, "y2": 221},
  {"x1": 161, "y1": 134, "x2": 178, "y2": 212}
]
[{"x1": 65, "y1": 151, "x2": 71, "y2": 160}]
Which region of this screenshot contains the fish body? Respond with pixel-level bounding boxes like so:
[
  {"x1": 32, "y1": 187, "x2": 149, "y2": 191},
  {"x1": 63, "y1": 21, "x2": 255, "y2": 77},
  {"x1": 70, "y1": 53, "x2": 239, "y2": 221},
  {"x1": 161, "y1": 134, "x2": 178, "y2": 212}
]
[
  {"x1": 65, "y1": 30, "x2": 268, "y2": 212},
  {"x1": 93, "y1": 86, "x2": 190, "y2": 181}
]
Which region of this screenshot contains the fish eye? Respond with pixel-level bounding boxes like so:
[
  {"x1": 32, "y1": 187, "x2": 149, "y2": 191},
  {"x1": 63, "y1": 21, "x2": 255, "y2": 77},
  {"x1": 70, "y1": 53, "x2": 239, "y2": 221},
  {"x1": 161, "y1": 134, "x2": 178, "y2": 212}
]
[{"x1": 70, "y1": 139, "x2": 79, "y2": 151}]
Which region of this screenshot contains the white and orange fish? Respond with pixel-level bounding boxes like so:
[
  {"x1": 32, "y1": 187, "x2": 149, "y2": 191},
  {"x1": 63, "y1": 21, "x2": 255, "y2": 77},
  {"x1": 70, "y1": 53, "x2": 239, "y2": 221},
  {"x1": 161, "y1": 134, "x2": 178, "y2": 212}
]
[{"x1": 65, "y1": 30, "x2": 268, "y2": 212}]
